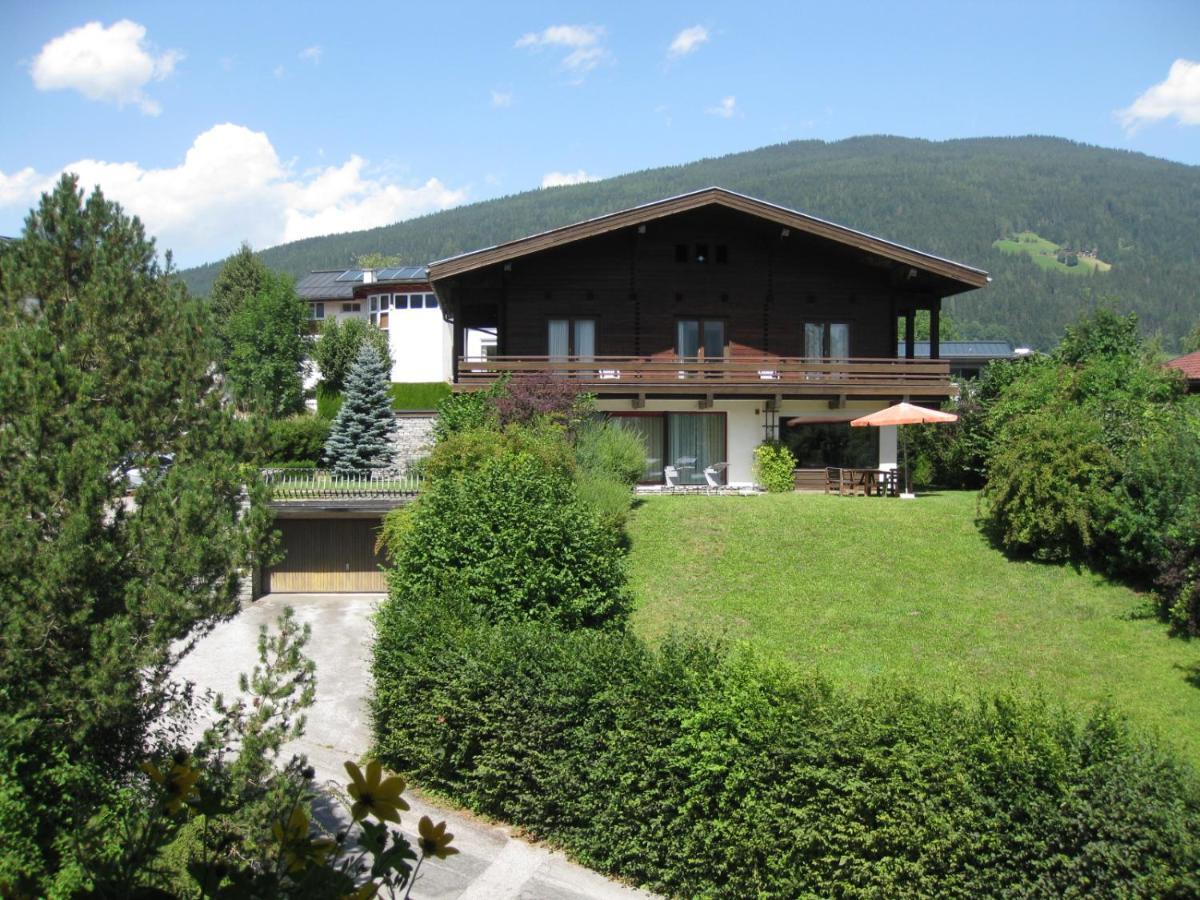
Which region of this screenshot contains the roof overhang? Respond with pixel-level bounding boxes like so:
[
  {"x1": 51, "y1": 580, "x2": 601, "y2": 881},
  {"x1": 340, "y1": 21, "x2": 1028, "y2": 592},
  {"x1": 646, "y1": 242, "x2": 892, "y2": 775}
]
[{"x1": 426, "y1": 186, "x2": 989, "y2": 292}]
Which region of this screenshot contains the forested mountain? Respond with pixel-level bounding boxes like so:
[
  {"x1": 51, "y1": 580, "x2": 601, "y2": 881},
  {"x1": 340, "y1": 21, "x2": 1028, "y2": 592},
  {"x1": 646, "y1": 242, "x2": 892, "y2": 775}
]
[{"x1": 179, "y1": 136, "x2": 1200, "y2": 350}]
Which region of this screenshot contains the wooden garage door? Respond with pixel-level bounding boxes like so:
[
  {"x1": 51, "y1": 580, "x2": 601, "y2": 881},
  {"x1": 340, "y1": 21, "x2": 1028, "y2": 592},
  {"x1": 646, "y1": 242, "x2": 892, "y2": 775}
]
[{"x1": 267, "y1": 518, "x2": 387, "y2": 593}]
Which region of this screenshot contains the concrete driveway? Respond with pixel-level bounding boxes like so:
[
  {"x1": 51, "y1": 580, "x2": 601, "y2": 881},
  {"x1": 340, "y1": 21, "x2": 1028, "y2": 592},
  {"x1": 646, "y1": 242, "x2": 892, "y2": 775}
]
[{"x1": 173, "y1": 592, "x2": 653, "y2": 900}]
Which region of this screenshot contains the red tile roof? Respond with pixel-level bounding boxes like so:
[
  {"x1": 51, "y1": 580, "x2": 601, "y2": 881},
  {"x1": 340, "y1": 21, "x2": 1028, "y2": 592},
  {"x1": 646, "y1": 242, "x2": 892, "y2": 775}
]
[{"x1": 1165, "y1": 351, "x2": 1200, "y2": 380}]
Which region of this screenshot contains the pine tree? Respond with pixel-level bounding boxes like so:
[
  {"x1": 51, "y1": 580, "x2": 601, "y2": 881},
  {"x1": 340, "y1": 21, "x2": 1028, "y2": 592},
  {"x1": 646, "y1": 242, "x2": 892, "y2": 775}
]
[
  {"x1": 0, "y1": 174, "x2": 271, "y2": 888},
  {"x1": 210, "y1": 241, "x2": 269, "y2": 359},
  {"x1": 324, "y1": 342, "x2": 396, "y2": 476}
]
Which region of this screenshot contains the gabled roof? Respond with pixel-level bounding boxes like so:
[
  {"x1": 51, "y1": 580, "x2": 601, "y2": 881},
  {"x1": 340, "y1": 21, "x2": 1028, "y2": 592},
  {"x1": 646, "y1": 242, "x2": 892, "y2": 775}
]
[
  {"x1": 426, "y1": 186, "x2": 990, "y2": 290},
  {"x1": 1166, "y1": 350, "x2": 1200, "y2": 380}
]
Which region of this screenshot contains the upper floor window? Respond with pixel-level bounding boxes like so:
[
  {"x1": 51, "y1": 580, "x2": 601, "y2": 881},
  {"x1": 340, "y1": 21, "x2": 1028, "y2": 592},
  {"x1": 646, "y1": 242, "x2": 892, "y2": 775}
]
[
  {"x1": 309, "y1": 302, "x2": 325, "y2": 320},
  {"x1": 677, "y1": 319, "x2": 725, "y2": 360},
  {"x1": 341, "y1": 301, "x2": 361, "y2": 313},
  {"x1": 548, "y1": 318, "x2": 596, "y2": 360},
  {"x1": 804, "y1": 322, "x2": 850, "y2": 358},
  {"x1": 369, "y1": 295, "x2": 389, "y2": 329}
]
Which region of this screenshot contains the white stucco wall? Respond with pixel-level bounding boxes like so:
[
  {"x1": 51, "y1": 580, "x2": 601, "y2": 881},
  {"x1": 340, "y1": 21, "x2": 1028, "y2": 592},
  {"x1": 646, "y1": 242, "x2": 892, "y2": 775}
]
[{"x1": 387, "y1": 306, "x2": 453, "y2": 382}]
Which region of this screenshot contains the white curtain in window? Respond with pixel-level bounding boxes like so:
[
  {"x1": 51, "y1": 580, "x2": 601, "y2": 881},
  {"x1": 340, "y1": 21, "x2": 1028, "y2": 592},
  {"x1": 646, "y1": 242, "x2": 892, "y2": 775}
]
[
  {"x1": 667, "y1": 413, "x2": 725, "y2": 485},
  {"x1": 573, "y1": 319, "x2": 595, "y2": 360},
  {"x1": 830, "y1": 323, "x2": 849, "y2": 358},
  {"x1": 805, "y1": 323, "x2": 824, "y2": 358},
  {"x1": 548, "y1": 319, "x2": 569, "y2": 359}
]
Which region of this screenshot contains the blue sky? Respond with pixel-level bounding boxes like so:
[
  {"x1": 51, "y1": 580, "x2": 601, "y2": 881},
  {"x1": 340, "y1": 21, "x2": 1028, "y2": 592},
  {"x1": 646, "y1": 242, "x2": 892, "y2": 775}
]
[{"x1": 2, "y1": 1, "x2": 1197, "y2": 267}]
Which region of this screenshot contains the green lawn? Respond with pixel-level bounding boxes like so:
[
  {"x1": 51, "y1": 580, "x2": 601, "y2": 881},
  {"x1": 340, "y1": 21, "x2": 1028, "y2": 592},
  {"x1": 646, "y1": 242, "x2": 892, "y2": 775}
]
[{"x1": 627, "y1": 491, "x2": 1200, "y2": 765}]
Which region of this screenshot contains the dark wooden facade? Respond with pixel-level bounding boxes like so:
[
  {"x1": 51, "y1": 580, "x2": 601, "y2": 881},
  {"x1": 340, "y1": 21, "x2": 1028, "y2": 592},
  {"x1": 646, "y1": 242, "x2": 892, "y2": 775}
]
[{"x1": 429, "y1": 189, "x2": 987, "y2": 399}]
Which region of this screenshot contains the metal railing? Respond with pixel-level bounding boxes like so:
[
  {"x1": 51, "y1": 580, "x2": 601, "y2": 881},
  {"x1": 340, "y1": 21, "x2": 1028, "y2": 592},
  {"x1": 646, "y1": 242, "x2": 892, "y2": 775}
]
[
  {"x1": 262, "y1": 467, "x2": 422, "y2": 499},
  {"x1": 456, "y1": 355, "x2": 952, "y2": 394}
]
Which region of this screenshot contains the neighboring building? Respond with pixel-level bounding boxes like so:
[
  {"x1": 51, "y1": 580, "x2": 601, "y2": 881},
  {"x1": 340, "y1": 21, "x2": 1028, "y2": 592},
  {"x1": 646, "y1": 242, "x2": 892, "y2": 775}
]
[
  {"x1": 1165, "y1": 350, "x2": 1200, "y2": 392},
  {"x1": 428, "y1": 187, "x2": 989, "y2": 487},
  {"x1": 297, "y1": 266, "x2": 492, "y2": 384},
  {"x1": 895, "y1": 340, "x2": 1020, "y2": 379}
]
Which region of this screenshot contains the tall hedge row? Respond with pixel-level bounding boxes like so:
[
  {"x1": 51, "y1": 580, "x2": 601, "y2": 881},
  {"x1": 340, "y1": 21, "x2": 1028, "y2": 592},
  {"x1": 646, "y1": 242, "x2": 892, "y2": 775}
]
[{"x1": 373, "y1": 595, "x2": 1200, "y2": 898}]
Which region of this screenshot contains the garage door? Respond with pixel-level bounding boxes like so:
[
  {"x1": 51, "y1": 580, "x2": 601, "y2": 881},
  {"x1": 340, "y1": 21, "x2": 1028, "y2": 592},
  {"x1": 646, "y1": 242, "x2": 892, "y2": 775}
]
[{"x1": 266, "y1": 518, "x2": 388, "y2": 593}]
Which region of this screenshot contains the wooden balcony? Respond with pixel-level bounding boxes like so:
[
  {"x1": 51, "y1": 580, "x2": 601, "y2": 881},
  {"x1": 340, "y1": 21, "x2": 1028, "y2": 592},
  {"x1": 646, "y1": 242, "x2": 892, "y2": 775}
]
[{"x1": 455, "y1": 356, "x2": 953, "y2": 398}]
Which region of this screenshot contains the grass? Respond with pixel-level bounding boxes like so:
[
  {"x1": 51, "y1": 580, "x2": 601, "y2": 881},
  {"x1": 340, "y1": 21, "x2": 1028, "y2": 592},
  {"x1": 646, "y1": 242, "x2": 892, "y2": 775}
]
[
  {"x1": 316, "y1": 381, "x2": 450, "y2": 418},
  {"x1": 993, "y1": 230, "x2": 1112, "y2": 275},
  {"x1": 626, "y1": 491, "x2": 1200, "y2": 765}
]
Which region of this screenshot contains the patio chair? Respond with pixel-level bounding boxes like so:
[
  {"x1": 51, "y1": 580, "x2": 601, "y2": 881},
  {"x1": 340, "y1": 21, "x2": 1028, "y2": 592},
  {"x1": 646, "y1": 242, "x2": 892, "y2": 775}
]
[
  {"x1": 703, "y1": 462, "x2": 729, "y2": 491},
  {"x1": 663, "y1": 465, "x2": 680, "y2": 490}
]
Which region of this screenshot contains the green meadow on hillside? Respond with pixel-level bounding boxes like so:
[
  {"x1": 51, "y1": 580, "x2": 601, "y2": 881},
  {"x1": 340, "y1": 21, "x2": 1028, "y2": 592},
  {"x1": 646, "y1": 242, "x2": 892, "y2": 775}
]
[
  {"x1": 994, "y1": 230, "x2": 1112, "y2": 275},
  {"x1": 627, "y1": 491, "x2": 1200, "y2": 765}
]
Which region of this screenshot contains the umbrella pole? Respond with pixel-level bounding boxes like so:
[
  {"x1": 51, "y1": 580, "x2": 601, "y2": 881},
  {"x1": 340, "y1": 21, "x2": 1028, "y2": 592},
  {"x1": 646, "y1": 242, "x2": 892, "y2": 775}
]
[{"x1": 902, "y1": 425, "x2": 912, "y2": 498}]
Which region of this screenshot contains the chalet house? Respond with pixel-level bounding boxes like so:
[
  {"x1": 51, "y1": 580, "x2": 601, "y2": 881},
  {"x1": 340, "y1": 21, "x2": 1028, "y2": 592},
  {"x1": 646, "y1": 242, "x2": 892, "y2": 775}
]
[
  {"x1": 1165, "y1": 351, "x2": 1200, "y2": 393},
  {"x1": 428, "y1": 187, "x2": 988, "y2": 486}
]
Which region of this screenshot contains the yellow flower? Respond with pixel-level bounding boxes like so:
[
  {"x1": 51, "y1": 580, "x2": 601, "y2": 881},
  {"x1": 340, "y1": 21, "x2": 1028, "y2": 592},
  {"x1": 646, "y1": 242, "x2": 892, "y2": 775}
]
[
  {"x1": 140, "y1": 759, "x2": 200, "y2": 814},
  {"x1": 341, "y1": 882, "x2": 379, "y2": 900},
  {"x1": 272, "y1": 805, "x2": 336, "y2": 872},
  {"x1": 344, "y1": 760, "x2": 408, "y2": 823},
  {"x1": 417, "y1": 815, "x2": 459, "y2": 860}
]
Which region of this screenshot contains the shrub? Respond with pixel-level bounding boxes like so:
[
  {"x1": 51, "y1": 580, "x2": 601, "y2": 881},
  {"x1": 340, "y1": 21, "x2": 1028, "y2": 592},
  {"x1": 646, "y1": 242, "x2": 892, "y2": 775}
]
[
  {"x1": 980, "y1": 404, "x2": 1118, "y2": 562},
  {"x1": 431, "y1": 380, "x2": 503, "y2": 442},
  {"x1": 575, "y1": 418, "x2": 647, "y2": 487},
  {"x1": 493, "y1": 373, "x2": 594, "y2": 430},
  {"x1": 260, "y1": 415, "x2": 330, "y2": 465},
  {"x1": 312, "y1": 317, "x2": 392, "y2": 394},
  {"x1": 753, "y1": 442, "x2": 796, "y2": 493},
  {"x1": 382, "y1": 443, "x2": 629, "y2": 630},
  {"x1": 576, "y1": 471, "x2": 635, "y2": 536},
  {"x1": 374, "y1": 596, "x2": 1200, "y2": 898}
]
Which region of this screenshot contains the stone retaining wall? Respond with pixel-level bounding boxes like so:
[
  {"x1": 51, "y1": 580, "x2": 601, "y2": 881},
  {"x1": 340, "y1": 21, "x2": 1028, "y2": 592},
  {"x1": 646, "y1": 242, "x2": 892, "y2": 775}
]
[{"x1": 390, "y1": 412, "x2": 437, "y2": 472}]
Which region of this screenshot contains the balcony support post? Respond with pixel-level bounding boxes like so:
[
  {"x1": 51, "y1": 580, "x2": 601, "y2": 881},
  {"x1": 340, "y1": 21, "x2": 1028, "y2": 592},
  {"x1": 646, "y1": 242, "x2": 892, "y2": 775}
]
[
  {"x1": 904, "y1": 310, "x2": 916, "y2": 360},
  {"x1": 929, "y1": 299, "x2": 941, "y2": 360}
]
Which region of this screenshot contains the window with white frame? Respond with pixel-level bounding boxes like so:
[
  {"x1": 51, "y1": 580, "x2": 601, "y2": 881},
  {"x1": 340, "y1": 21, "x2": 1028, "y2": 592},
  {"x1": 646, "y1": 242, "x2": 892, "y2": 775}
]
[
  {"x1": 369, "y1": 294, "x2": 391, "y2": 329},
  {"x1": 309, "y1": 302, "x2": 325, "y2": 320}
]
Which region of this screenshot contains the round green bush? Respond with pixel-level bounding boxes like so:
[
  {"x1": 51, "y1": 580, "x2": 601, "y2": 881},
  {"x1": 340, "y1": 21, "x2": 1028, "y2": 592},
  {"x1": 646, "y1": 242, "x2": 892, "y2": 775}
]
[{"x1": 754, "y1": 442, "x2": 796, "y2": 493}]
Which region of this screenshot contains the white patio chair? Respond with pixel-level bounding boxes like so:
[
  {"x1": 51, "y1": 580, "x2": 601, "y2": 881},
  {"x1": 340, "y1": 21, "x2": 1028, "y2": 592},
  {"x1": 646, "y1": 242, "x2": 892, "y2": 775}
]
[
  {"x1": 663, "y1": 465, "x2": 680, "y2": 490},
  {"x1": 703, "y1": 462, "x2": 729, "y2": 491}
]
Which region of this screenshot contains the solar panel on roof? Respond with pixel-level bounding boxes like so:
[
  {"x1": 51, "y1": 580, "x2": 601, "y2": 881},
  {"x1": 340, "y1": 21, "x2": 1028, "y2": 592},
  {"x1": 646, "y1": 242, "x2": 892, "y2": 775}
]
[
  {"x1": 335, "y1": 269, "x2": 364, "y2": 283},
  {"x1": 376, "y1": 267, "x2": 405, "y2": 279}
]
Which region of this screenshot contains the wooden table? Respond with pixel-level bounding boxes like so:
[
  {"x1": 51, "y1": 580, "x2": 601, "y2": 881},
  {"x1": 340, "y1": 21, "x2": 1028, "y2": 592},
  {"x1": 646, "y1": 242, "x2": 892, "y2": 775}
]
[{"x1": 834, "y1": 467, "x2": 898, "y2": 497}]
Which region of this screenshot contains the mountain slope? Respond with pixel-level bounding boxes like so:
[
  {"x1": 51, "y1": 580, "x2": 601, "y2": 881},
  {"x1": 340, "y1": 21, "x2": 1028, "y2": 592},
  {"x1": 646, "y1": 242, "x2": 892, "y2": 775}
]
[{"x1": 179, "y1": 136, "x2": 1200, "y2": 350}]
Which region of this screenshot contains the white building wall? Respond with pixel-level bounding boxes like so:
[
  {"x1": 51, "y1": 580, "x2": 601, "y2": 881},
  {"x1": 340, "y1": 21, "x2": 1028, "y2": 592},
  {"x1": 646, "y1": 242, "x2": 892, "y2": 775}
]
[{"x1": 387, "y1": 306, "x2": 452, "y2": 382}]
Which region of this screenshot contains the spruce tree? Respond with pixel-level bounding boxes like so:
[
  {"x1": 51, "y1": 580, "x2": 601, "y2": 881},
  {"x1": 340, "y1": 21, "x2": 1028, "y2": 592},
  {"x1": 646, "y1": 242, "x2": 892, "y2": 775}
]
[{"x1": 324, "y1": 342, "x2": 396, "y2": 476}]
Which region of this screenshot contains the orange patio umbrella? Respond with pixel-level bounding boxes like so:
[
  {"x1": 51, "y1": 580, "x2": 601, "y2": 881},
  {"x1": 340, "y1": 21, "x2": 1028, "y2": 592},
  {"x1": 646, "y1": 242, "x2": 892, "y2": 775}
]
[{"x1": 850, "y1": 402, "x2": 958, "y2": 497}]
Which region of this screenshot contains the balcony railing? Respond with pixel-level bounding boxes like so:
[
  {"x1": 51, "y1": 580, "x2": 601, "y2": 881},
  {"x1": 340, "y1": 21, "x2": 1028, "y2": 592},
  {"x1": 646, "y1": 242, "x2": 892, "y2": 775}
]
[
  {"x1": 263, "y1": 467, "x2": 421, "y2": 500},
  {"x1": 456, "y1": 356, "x2": 952, "y2": 396}
]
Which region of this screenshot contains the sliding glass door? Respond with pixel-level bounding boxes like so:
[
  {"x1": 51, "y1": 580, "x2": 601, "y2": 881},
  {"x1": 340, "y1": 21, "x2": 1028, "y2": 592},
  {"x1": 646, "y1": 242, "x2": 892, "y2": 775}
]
[{"x1": 611, "y1": 413, "x2": 726, "y2": 485}]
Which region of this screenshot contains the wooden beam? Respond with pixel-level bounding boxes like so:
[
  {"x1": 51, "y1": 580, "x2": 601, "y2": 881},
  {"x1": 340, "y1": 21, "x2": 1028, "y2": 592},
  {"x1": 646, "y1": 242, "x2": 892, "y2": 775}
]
[
  {"x1": 929, "y1": 299, "x2": 941, "y2": 361},
  {"x1": 904, "y1": 310, "x2": 916, "y2": 360}
]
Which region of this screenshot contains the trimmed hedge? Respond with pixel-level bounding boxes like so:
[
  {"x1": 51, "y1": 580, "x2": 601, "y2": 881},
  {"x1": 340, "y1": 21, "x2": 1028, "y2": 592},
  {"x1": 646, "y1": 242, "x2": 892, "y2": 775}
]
[
  {"x1": 260, "y1": 415, "x2": 330, "y2": 465},
  {"x1": 374, "y1": 596, "x2": 1200, "y2": 898},
  {"x1": 317, "y1": 382, "x2": 451, "y2": 419}
]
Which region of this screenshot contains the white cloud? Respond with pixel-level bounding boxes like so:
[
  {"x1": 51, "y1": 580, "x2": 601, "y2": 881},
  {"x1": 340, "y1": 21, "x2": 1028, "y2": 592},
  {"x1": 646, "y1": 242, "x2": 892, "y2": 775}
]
[
  {"x1": 1118, "y1": 59, "x2": 1200, "y2": 132},
  {"x1": 515, "y1": 24, "x2": 609, "y2": 80},
  {"x1": 299, "y1": 45, "x2": 322, "y2": 64},
  {"x1": 541, "y1": 169, "x2": 597, "y2": 188},
  {"x1": 667, "y1": 25, "x2": 709, "y2": 59},
  {"x1": 706, "y1": 95, "x2": 736, "y2": 118},
  {"x1": 31, "y1": 19, "x2": 181, "y2": 116},
  {"x1": 0, "y1": 123, "x2": 467, "y2": 266},
  {"x1": 273, "y1": 64, "x2": 286, "y2": 79},
  {"x1": 491, "y1": 89, "x2": 513, "y2": 108}
]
